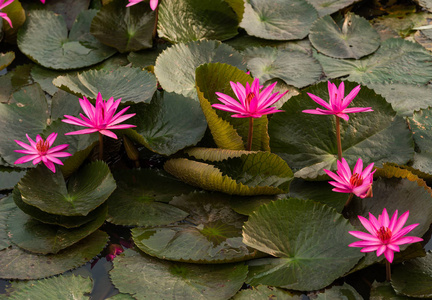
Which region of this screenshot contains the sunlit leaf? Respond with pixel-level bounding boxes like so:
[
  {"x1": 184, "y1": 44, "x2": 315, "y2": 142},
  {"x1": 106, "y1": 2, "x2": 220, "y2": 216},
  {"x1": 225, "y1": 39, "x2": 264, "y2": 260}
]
[
  {"x1": 306, "y1": 0, "x2": 359, "y2": 16},
  {"x1": 0, "y1": 52, "x2": 14, "y2": 71}
]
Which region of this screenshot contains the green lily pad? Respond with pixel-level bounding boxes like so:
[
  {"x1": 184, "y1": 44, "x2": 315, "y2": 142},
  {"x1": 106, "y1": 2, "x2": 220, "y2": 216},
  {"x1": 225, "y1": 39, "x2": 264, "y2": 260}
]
[
  {"x1": 7, "y1": 274, "x2": 92, "y2": 300},
  {"x1": 233, "y1": 285, "x2": 300, "y2": 299},
  {"x1": 391, "y1": 252, "x2": 432, "y2": 297},
  {"x1": 125, "y1": 91, "x2": 207, "y2": 156},
  {"x1": 0, "y1": 84, "x2": 49, "y2": 167},
  {"x1": 309, "y1": 13, "x2": 380, "y2": 59},
  {"x1": 269, "y1": 80, "x2": 414, "y2": 179},
  {"x1": 370, "y1": 281, "x2": 411, "y2": 300},
  {"x1": 164, "y1": 150, "x2": 293, "y2": 195},
  {"x1": 243, "y1": 198, "x2": 362, "y2": 291},
  {"x1": 127, "y1": 44, "x2": 169, "y2": 68},
  {"x1": 409, "y1": 107, "x2": 432, "y2": 175},
  {"x1": 0, "y1": 52, "x2": 14, "y2": 71},
  {"x1": 307, "y1": 0, "x2": 359, "y2": 16},
  {"x1": 106, "y1": 169, "x2": 192, "y2": 227},
  {"x1": 8, "y1": 205, "x2": 107, "y2": 254},
  {"x1": 30, "y1": 65, "x2": 74, "y2": 96},
  {"x1": 49, "y1": 90, "x2": 83, "y2": 121},
  {"x1": 107, "y1": 294, "x2": 135, "y2": 300},
  {"x1": 158, "y1": 0, "x2": 239, "y2": 43},
  {"x1": 90, "y1": 0, "x2": 154, "y2": 53},
  {"x1": 315, "y1": 38, "x2": 432, "y2": 84},
  {"x1": 315, "y1": 283, "x2": 363, "y2": 299},
  {"x1": 416, "y1": 0, "x2": 432, "y2": 12},
  {"x1": 0, "y1": 195, "x2": 15, "y2": 250},
  {"x1": 0, "y1": 167, "x2": 26, "y2": 191},
  {"x1": 44, "y1": 0, "x2": 91, "y2": 30},
  {"x1": 228, "y1": 194, "x2": 279, "y2": 216},
  {"x1": 17, "y1": 9, "x2": 116, "y2": 70},
  {"x1": 13, "y1": 187, "x2": 108, "y2": 229},
  {"x1": 224, "y1": 0, "x2": 244, "y2": 21},
  {"x1": 53, "y1": 65, "x2": 157, "y2": 104},
  {"x1": 18, "y1": 161, "x2": 116, "y2": 216},
  {"x1": 110, "y1": 249, "x2": 248, "y2": 300},
  {"x1": 132, "y1": 191, "x2": 263, "y2": 263},
  {"x1": 195, "y1": 63, "x2": 270, "y2": 151},
  {"x1": 0, "y1": 230, "x2": 108, "y2": 280},
  {"x1": 155, "y1": 40, "x2": 245, "y2": 99},
  {"x1": 243, "y1": 47, "x2": 322, "y2": 88},
  {"x1": 240, "y1": 0, "x2": 318, "y2": 40}
]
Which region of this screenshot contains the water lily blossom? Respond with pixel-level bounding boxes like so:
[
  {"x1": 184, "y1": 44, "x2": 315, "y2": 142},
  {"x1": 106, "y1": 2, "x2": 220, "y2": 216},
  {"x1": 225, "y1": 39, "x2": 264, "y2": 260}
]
[
  {"x1": 324, "y1": 157, "x2": 375, "y2": 199},
  {"x1": 213, "y1": 78, "x2": 287, "y2": 119},
  {"x1": 0, "y1": 0, "x2": 14, "y2": 28},
  {"x1": 126, "y1": 0, "x2": 158, "y2": 10},
  {"x1": 14, "y1": 133, "x2": 72, "y2": 173},
  {"x1": 303, "y1": 81, "x2": 372, "y2": 121},
  {"x1": 349, "y1": 208, "x2": 423, "y2": 264},
  {"x1": 62, "y1": 93, "x2": 136, "y2": 140}
]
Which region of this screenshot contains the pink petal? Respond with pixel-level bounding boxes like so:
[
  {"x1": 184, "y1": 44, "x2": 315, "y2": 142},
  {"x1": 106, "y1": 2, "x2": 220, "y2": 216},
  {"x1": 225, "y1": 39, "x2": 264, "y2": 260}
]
[
  {"x1": 15, "y1": 139, "x2": 36, "y2": 152},
  {"x1": 302, "y1": 109, "x2": 333, "y2": 116},
  {"x1": 48, "y1": 144, "x2": 69, "y2": 153},
  {"x1": 352, "y1": 158, "x2": 363, "y2": 176},
  {"x1": 358, "y1": 245, "x2": 381, "y2": 252},
  {"x1": 150, "y1": 0, "x2": 158, "y2": 10},
  {"x1": 392, "y1": 210, "x2": 409, "y2": 235},
  {"x1": 43, "y1": 160, "x2": 56, "y2": 173},
  {"x1": 99, "y1": 129, "x2": 118, "y2": 139},
  {"x1": 384, "y1": 248, "x2": 394, "y2": 263},
  {"x1": 65, "y1": 128, "x2": 99, "y2": 136},
  {"x1": 358, "y1": 215, "x2": 378, "y2": 236},
  {"x1": 46, "y1": 132, "x2": 58, "y2": 147},
  {"x1": 376, "y1": 245, "x2": 386, "y2": 257},
  {"x1": 341, "y1": 85, "x2": 360, "y2": 108},
  {"x1": 348, "y1": 230, "x2": 379, "y2": 241},
  {"x1": 14, "y1": 154, "x2": 39, "y2": 164},
  {"x1": 342, "y1": 107, "x2": 373, "y2": 113},
  {"x1": 306, "y1": 93, "x2": 332, "y2": 110}
]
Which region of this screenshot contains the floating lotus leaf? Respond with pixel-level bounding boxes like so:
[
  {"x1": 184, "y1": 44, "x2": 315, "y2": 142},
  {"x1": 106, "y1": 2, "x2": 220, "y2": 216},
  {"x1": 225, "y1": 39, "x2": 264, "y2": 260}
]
[
  {"x1": 224, "y1": 0, "x2": 244, "y2": 21},
  {"x1": 243, "y1": 198, "x2": 363, "y2": 291},
  {"x1": 195, "y1": 63, "x2": 269, "y2": 151},
  {"x1": 228, "y1": 194, "x2": 279, "y2": 216},
  {"x1": 233, "y1": 285, "x2": 300, "y2": 299},
  {"x1": 132, "y1": 191, "x2": 263, "y2": 263},
  {"x1": 125, "y1": 91, "x2": 207, "y2": 156},
  {"x1": 53, "y1": 66, "x2": 157, "y2": 104},
  {"x1": 107, "y1": 294, "x2": 135, "y2": 300},
  {"x1": 315, "y1": 283, "x2": 363, "y2": 299},
  {"x1": 7, "y1": 274, "x2": 92, "y2": 300},
  {"x1": 158, "y1": 0, "x2": 239, "y2": 43},
  {"x1": 164, "y1": 150, "x2": 293, "y2": 196},
  {"x1": 0, "y1": 64, "x2": 34, "y2": 103},
  {"x1": 106, "y1": 169, "x2": 192, "y2": 226},
  {"x1": 240, "y1": 0, "x2": 318, "y2": 40},
  {"x1": 8, "y1": 205, "x2": 107, "y2": 254},
  {"x1": 0, "y1": 52, "x2": 14, "y2": 71},
  {"x1": 243, "y1": 47, "x2": 322, "y2": 88},
  {"x1": 90, "y1": 0, "x2": 154, "y2": 53},
  {"x1": 0, "y1": 195, "x2": 15, "y2": 250},
  {"x1": 18, "y1": 161, "x2": 116, "y2": 216},
  {"x1": 309, "y1": 13, "x2": 380, "y2": 59},
  {"x1": 306, "y1": 0, "x2": 359, "y2": 16},
  {"x1": 127, "y1": 44, "x2": 169, "y2": 68},
  {"x1": 44, "y1": 0, "x2": 91, "y2": 30},
  {"x1": 13, "y1": 188, "x2": 107, "y2": 229},
  {"x1": 17, "y1": 10, "x2": 116, "y2": 70},
  {"x1": 315, "y1": 38, "x2": 432, "y2": 84},
  {"x1": 0, "y1": 167, "x2": 25, "y2": 191},
  {"x1": 49, "y1": 90, "x2": 83, "y2": 121},
  {"x1": 269, "y1": 80, "x2": 414, "y2": 179},
  {"x1": 155, "y1": 40, "x2": 245, "y2": 99},
  {"x1": 30, "y1": 66, "x2": 74, "y2": 96},
  {"x1": 0, "y1": 84, "x2": 49, "y2": 166},
  {"x1": 409, "y1": 108, "x2": 432, "y2": 176},
  {"x1": 415, "y1": 0, "x2": 432, "y2": 12},
  {"x1": 110, "y1": 249, "x2": 248, "y2": 300},
  {"x1": 370, "y1": 281, "x2": 408, "y2": 300},
  {"x1": 0, "y1": 230, "x2": 108, "y2": 280}
]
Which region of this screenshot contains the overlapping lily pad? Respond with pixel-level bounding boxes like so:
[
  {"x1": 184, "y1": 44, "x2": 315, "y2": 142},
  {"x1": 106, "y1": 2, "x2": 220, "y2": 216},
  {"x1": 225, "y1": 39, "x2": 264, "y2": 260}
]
[
  {"x1": 269, "y1": 80, "x2": 414, "y2": 179},
  {"x1": 233, "y1": 285, "x2": 300, "y2": 299},
  {"x1": 158, "y1": 0, "x2": 239, "y2": 43},
  {"x1": 315, "y1": 38, "x2": 432, "y2": 84},
  {"x1": 0, "y1": 195, "x2": 15, "y2": 251},
  {"x1": 18, "y1": 161, "x2": 116, "y2": 216},
  {"x1": 243, "y1": 198, "x2": 363, "y2": 291},
  {"x1": 369, "y1": 281, "x2": 408, "y2": 300},
  {"x1": 240, "y1": 0, "x2": 318, "y2": 40},
  {"x1": 315, "y1": 283, "x2": 363, "y2": 299},
  {"x1": 0, "y1": 167, "x2": 26, "y2": 191},
  {"x1": 409, "y1": 108, "x2": 432, "y2": 176},
  {"x1": 309, "y1": 13, "x2": 380, "y2": 59},
  {"x1": 125, "y1": 91, "x2": 207, "y2": 156},
  {"x1": 17, "y1": 10, "x2": 116, "y2": 70},
  {"x1": 0, "y1": 52, "x2": 14, "y2": 71},
  {"x1": 0, "y1": 230, "x2": 108, "y2": 280},
  {"x1": 195, "y1": 63, "x2": 270, "y2": 151},
  {"x1": 306, "y1": 0, "x2": 359, "y2": 16},
  {"x1": 132, "y1": 191, "x2": 263, "y2": 263},
  {"x1": 106, "y1": 169, "x2": 193, "y2": 226},
  {"x1": 90, "y1": 0, "x2": 154, "y2": 53},
  {"x1": 110, "y1": 249, "x2": 248, "y2": 300},
  {"x1": 243, "y1": 47, "x2": 322, "y2": 88},
  {"x1": 53, "y1": 66, "x2": 157, "y2": 104},
  {"x1": 164, "y1": 150, "x2": 293, "y2": 195}
]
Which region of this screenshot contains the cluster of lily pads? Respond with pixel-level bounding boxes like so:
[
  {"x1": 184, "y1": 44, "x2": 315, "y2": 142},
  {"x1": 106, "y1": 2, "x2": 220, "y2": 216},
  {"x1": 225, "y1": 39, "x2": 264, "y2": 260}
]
[{"x1": 2, "y1": 0, "x2": 432, "y2": 299}]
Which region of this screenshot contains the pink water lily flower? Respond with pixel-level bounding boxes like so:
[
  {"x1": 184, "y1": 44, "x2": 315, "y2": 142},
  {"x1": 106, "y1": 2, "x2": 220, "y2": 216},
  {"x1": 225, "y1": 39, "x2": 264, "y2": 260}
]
[
  {"x1": 62, "y1": 93, "x2": 136, "y2": 139},
  {"x1": 126, "y1": 0, "x2": 158, "y2": 10},
  {"x1": 303, "y1": 81, "x2": 373, "y2": 121},
  {"x1": 324, "y1": 158, "x2": 375, "y2": 199},
  {"x1": 0, "y1": 0, "x2": 14, "y2": 28},
  {"x1": 14, "y1": 132, "x2": 72, "y2": 173},
  {"x1": 349, "y1": 208, "x2": 423, "y2": 263},
  {"x1": 213, "y1": 78, "x2": 287, "y2": 118}
]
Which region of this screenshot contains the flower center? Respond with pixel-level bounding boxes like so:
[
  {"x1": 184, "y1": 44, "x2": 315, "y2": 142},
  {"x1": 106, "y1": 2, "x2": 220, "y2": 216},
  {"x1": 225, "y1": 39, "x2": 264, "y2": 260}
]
[
  {"x1": 36, "y1": 140, "x2": 50, "y2": 155},
  {"x1": 246, "y1": 92, "x2": 255, "y2": 105},
  {"x1": 377, "y1": 226, "x2": 392, "y2": 243},
  {"x1": 350, "y1": 173, "x2": 364, "y2": 187}
]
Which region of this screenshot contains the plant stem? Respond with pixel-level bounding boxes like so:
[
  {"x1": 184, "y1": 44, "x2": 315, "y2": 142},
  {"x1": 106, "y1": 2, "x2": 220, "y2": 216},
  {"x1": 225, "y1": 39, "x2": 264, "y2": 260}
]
[
  {"x1": 99, "y1": 133, "x2": 103, "y2": 160},
  {"x1": 344, "y1": 193, "x2": 354, "y2": 209},
  {"x1": 335, "y1": 116, "x2": 342, "y2": 161},
  {"x1": 386, "y1": 260, "x2": 391, "y2": 281},
  {"x1": 247, "y1": 117, "x2": 254, "y2": 151},
  {"x1": 152, "y1": 6, "x2": 159, "y2": 40}
]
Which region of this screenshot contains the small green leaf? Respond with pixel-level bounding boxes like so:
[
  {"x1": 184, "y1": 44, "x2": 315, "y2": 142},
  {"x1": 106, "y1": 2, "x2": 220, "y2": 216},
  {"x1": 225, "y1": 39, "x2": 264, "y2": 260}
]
[
  {"x1": 233, "y1": 285, "x2": 300, "y2": 299},
  {"x1": 0, "y1": 52, "x2": 14, "y2": 71},
  {"x1": 315, "y1": 283, "x2": 363, "y2": 299},
  {"x1": 307, "y1": 0, "x2": 359, "y2": 16},
  {"x1": 409, "y1": 107, "x2": 432, "y2": 175},
  {"x1": 370, "y1": 281, "x2": 409, "y2": 300},
  {"x1": 0, "y1": 167, "x2": 26, "y2": 191},
  {"x1": 0, "y1": 195, "x2": 15, "y2": 250}
]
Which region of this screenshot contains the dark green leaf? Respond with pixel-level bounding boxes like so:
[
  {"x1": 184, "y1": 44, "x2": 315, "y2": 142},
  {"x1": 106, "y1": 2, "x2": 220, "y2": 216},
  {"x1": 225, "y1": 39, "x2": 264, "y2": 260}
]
[{"x1": 0, "y1": 195, "x2": 15, "y2": 250}]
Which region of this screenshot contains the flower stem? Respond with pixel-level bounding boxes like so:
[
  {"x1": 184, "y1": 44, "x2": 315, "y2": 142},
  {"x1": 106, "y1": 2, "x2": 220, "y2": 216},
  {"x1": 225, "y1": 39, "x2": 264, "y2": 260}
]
[
  {"x1": 344, "y1": 193, "x2": 354, "y2": 209},
  {"x1": 247, "y1": 117, "x2": 254, "y2": 151},
  {"x1": 386, "y1": 260, "x2": 391, "y2": 281},
  {"x1": 152, "y1": 6, "x2": 159, "y2": 40},
  {"x1": 336, "y1": 116, "x2": 342, "y2": 161},
  {"x1": 99, "y1": 133, "x2": 103, "y2": 160}
]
